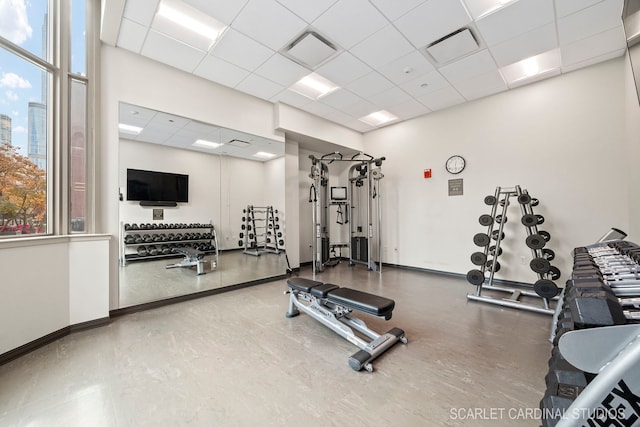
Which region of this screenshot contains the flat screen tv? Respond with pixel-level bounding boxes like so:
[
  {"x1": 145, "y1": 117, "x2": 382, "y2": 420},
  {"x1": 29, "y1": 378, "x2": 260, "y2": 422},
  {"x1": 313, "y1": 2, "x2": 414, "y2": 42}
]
[{"x1": 127, "y1": 168, "x2": 189, "y2": 203}]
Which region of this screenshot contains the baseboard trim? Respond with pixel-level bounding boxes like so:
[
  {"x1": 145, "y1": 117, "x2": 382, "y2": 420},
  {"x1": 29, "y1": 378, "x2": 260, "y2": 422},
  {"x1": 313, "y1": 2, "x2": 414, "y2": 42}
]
[{"x1": 110, "y1": 274, "x2": 287, "y2": 317}]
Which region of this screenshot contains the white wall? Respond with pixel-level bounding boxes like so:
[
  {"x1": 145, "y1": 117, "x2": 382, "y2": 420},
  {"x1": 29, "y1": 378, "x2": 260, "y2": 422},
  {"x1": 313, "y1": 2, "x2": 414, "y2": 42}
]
[
  {"x1": 624, "y1": 51, "x2": 640, "y2": 239},
  {"x1": 364, "y1": 58, "x2": 629, "y2": 284},
  {"x1": 0, "y1": 236, "x2": 110, "y2": 354},
  {"x1": 285, "y1": 140, "x2": 300, "y2": 267}
]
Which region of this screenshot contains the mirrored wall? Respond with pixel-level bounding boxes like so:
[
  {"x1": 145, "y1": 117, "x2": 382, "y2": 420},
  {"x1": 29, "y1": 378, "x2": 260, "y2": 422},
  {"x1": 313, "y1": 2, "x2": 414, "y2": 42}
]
[{"x1": 118, "y1": 102, "x2": 287, "y2": 308}]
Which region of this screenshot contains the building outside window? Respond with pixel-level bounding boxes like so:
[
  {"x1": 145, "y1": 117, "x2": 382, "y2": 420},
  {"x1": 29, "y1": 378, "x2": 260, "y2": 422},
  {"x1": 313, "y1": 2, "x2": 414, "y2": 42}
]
[{"x1": 0, "y1": 0, "x2": 91, "y2": 237}]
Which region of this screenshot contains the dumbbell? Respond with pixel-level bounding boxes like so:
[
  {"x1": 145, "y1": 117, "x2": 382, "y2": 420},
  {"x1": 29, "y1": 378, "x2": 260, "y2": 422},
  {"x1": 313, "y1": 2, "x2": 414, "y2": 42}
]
[
  {"x1": 530, "y1": 257, "x2": 551, "y2": 273},
  {"x1": 136, "y1": 246, "x2": 148, "y2": 257},
  {"x1": 533, "y1": 279, "x2": 559, "y2": 298},
  {"x1": 478, "y1": 214, "x2": 493, "y2": 226},
  {"x1": 521, "y1": 214, "x2": 545, "y2": 227},
  {"x1": 124, "y1": 235, "x2": 135, "y2": 244},
  {"x1": 489, "y1": 245, "x2": 503, "y2": 257},
  {"x1": 518, "y1": 194, "x2": 539, "y2": 206},
  {"x1": 147, "y1": 245, "x2": 158, "y2": 256},
  {"x1": 124, "y1": 223, "x2": 131, "y2": 231},
  {"x1": 238, "y1": 240, "x2": 244, "y2": 247},
  {"x1": 467, "y1": 269, "x2": 485, "y2": 286},
  {"x1": 471, "y1": 252, "x2": 487, "y2": 266},
  {"x1": 143, "y1": 234, "x2": 153, "y2": 243},
  {"x1": 133, "y1": 234, "x2": 143, "y2": 243},
  {"x1": 239, "y1": 232, "x2": 244, "y2": 239},
  {"x1": 491, "y1": 230, "x2": 504, "y2": 241},
  {"x1": 542, "y1": 248, "x2": 555, "y2": 261},
  {"x1": 473, "y1": 233, "x2": 490, "y2": 247},
  {"x1": 278, "y1": 240, "x2": 284, "y2": 246},
  {"x1": 495, "y1": 215, "x2": 507, "y2": 224},
  {"x1": 484, "y1": 195, "x2": 497, "y2": 206},
  {"x1": 485, "y1": 260, "x2": 501, "y2": 272},
  {"x1": 526, "y1": 234, "x2": 547, "y2": 250},
  {"x1": 161, "y1": 245, "x2": 171, "y2": 255}
]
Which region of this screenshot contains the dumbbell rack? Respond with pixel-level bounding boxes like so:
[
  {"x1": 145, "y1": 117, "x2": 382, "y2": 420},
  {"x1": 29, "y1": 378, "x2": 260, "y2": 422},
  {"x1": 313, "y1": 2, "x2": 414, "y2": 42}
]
[
  {"x1": 466, "y1": 185, "x2": 561, "y2": 315},
  {"x1": 239, "y1": 205, "x2": 284, "y2": 256},
  {"x1": 120, "y1": 222, "x2": 218, "y2": 266},
  {"x1": 541, "y1": 240, "x2": 640, "y2": 427}
]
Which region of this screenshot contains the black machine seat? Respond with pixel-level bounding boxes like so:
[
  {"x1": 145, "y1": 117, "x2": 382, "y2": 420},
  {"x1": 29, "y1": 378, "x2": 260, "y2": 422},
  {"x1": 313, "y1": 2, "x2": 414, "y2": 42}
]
[
  {"x1": 287, "y1": 277, "x2": 323, "y2": 293},
  {"x1": 310, "y1": 283, "x2": 339, "y2": 298},
  {"x1": 327, "y1": 288, "x2": 395, "y2": 319}
]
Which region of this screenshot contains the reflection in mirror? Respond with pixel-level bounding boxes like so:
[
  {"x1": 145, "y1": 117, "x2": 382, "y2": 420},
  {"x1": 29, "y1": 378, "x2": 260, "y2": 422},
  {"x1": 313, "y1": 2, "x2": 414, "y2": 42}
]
[{"x1": 118, "y1": 102, "x2": 287, "y2": 308}]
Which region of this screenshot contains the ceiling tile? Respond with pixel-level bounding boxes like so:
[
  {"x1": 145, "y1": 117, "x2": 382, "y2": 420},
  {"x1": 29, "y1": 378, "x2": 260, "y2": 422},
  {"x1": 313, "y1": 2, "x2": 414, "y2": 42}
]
[
  {"x1": 183, "y1": 0, "x2": 250, "y2": 25},
  {"x1": 141, "y1": 30, "x2": 207, "y2": 73},
  {"x1": 270, "y1": 90, "x2": 314, "y2": 108},
  {"x1": 555, "y1": 0, "x2": 606, "y2": 18},
  {"x1": 231, "y1": 0, "x2": 308, "y2": 51},
  {"x1": 211, "y1": 29, "x2": 274, "y2": 72},
  {"x1": 351, "y1": 25, "x2": 416, "y2": 69},
  {"x1": 343, "y1": 119, "x2": 373, "y2": 132},
  {"x1": 254, "y1": 53, "x2": 311, "y2": 87},
  {"x1": 345, "y1": 71, "x2": 395, "y2": 98},
  {"x1": 369, "y1": 87, "x2": 413, "y2": 108},
  {"x1": 235, "y1": 74, "x2": 285, "y2": 100},
  {"x1": 489, "y1": 22, "x2": 557, "y2": 67},
  {"x1": 370, "y1": 0, "x2": 427, "y2": 21},
  {"x1": 452, "y1": 69, "x2": 507, "y2": 100},
  {"x1": 377, "y1": 51, "x2": 436, "y2": 85},
  {"x1": 276, "y1": 0, "x2": 338, "y2": 23},
  {"x1": 393, "y1": 0, "x2": 472, "y2": 48},
  {"x1": 416, "y1": 85, "x2": 465, "y2": 111},
  {"x1": 116, "y1": 18, "x2": 148, "y2": 53},
  {"x1": 388, "y1": 98, "x2": 431, "y2": 120},
  {"x1": 323, "y1": 109, "x2": 357, "y2": 126},
  {"x1": 299, "y1": 101, "x2": 342, "y2": 117},
  {"x1": 562, "y1": 48, "x2": 626, "y2": 73},
  {"x1": 312, "y1": 0, "x2": 388, "y2": 49},
  {"x1": 560, "y1": 26, "x2": 627, "y2": 68},
  {"x1": 193, "y1": 55, "x2": 251, "y2": 88},
  {"x1": 438, "y1": 49, "x2": 498, "y2": 83},
  {"x1": 123, "y1": 0, "x2": 159, "y2": 27},
  {"x1": 399, "y1": 70, "x2": 451, "y2": 96},
  {"x1": 340, "y1": 99, "x2": 379, "y2": 118},
  {"x1": 315, "y1": 52, "x2": 372, "y2": 86},
  {"x1": 475, "y1": 0, "x2": 554, "y2": 46},
  {"x1": 557, "y1": 0, "x2": 624, "y2": 46},
  {"x1": 320, "y1": 88, "x2": 367, "y2": 110}
]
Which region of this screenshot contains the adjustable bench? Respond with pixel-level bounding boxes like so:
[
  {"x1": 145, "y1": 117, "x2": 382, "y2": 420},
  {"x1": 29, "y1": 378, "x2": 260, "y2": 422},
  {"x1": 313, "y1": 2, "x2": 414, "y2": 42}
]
[
  {"x1": 165, "y1": 247, "x2": 206, "y2": 275},
  {"x1": 285, "y1": 277, "x2": 407, "y2": 372}
]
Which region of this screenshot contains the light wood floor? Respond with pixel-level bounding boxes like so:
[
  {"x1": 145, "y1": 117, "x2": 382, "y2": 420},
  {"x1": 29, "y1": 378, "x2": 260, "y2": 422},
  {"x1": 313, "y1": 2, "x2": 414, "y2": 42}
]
[{"x1": 0, "y1": 263, "x2": 552, "y2": 426}]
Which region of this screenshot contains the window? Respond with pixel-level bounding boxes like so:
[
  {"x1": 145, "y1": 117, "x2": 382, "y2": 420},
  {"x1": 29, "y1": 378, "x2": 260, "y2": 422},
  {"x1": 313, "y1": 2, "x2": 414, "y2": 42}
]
[{"x1": 0, "y1": 0, "x2": 93, "y2": 237}]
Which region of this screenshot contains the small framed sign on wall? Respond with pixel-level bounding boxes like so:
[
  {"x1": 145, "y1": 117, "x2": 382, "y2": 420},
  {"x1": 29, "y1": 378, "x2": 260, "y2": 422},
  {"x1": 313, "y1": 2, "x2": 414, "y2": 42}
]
[
  {"x1": 448, "y1": 179, "x2": 463, "y2": 196},
  {"x1": 153, "y1": 209, "x2": 164, "y2": 220}
]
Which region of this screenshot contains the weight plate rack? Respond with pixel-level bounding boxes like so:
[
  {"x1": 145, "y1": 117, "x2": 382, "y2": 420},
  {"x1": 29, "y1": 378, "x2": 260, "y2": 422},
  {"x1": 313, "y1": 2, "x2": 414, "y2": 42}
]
[
  {"x1": 467, "y1": 185, "x2": 561, "y2": 315},
  {"x1": 120, "y1": 221, "x2": 218, "y2": 267},
  {"x1": 239, "y1": 205, "x2": 284, "y2": 256},
  {"x1": 541, "y1": 239, "x2": 640, "y2": 427}
]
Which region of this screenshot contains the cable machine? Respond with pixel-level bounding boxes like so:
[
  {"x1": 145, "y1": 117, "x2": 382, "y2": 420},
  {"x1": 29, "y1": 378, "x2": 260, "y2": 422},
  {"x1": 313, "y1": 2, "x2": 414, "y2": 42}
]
[{"x1": 309, "y1": 152, "x2": 385, "y2": 275}]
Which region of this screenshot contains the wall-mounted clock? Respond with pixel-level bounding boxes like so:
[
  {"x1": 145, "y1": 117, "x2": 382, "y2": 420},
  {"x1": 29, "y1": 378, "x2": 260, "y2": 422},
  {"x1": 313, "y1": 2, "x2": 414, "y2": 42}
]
[{"x1": 445, "y1": 155, "x2": 466, "y2": 174}]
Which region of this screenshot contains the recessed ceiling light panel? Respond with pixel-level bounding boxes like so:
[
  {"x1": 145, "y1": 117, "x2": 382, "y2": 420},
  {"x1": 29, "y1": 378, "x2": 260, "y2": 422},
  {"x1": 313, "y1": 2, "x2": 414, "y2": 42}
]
[
  {"x1": 500, "y1": 49, "x2": 561, "y2": 86},
  {"x1": 153, "y1": 0, "x2": 227, "y2": 51},
  {"x1": 289, "y1": 72, "x2": 340, "y2": 100},
  {"x1": 254, "y1": 151, "x2": 276, "y2": 159},
  {"x1": 359, "y1": 110, "x2": 399, "y2": 127},
  {"x1": 193, "y1": 139, "x2": 222, "y2": 149},
  {"x1": 119, "y1": 123, "x2": 143, "y2": 135}
]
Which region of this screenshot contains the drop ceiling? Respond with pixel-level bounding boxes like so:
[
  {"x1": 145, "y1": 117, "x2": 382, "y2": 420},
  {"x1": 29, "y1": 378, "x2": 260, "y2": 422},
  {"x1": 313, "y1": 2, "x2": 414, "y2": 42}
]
[
  {"x1": 118, "y1": 102, "x2": 284, "y2": 161},
  {"x1": 110, "y1": 0, "x2": 627, "y2": 133}
]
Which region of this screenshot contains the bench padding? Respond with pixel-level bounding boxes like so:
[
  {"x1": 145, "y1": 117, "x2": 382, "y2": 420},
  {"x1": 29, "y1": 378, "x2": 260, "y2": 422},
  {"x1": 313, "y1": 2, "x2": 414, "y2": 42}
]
[
  {"x1": 327, "y1": 287, "x2": 395, "y2": 318},
  {"x1": 287, "y1": 277, "x2": 323, "y2": 293}
]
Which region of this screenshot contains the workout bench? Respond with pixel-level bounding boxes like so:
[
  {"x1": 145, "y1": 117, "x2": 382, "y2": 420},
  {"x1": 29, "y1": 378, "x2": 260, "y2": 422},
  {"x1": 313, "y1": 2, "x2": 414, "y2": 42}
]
[
  {"x1": 165, "y1": 247, "x2": 206, "y2": 275},
  {"x1": 285, "y1": 277, "x2": 407, "y2": 372}
]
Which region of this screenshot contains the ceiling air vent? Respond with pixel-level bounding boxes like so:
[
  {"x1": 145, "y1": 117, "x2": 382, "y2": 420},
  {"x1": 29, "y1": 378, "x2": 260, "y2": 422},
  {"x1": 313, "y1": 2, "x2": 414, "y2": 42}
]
[
  {"x1": 284, "y1": 31, "x2": 337, "y2": 69},
  {"x1": 426, "y1": 28, "x2": 479, "y2": 64},
  {"x1": 228, "y1": 139, "x2": 251, "y2": 147}
]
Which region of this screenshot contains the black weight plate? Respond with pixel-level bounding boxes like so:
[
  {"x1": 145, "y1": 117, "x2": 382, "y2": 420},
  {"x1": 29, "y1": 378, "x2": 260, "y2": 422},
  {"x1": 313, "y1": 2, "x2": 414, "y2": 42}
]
[
  {"x1": 548, "y1": 266, "x2": 561, "y2": 280},
  {"x1": 489, "y1": 245, "x2": 503, "y2": 257},
  {"x1": 521, "y1": 214, "x2": 538, "y2": 227},
  {"x1": 124, "y1": 223, "x2": 131, "y2": 231},
  {"x1": 238, "y1": 240, "x2": 243, "y2": 247},
  {"x1": 542, "y1": 248, "x2": 555, "y2": 261},
  {"x1": 534, "y1": 279, "x2": 559, "y2": 298},
  {"x1": 526, "y1": 234, "x2": 546, "y2": 249},
  {"x1": 536, "y1": 215, "x2": 545, "y2": 225},
  {"x1": 486, "y1": 260, "x2": 501, "y2": 272},
  {"x1": 530, "y1": 198, "x2": 539, "y2": 207},
  {"x1": 495, "y1": 215, "x2": 507, "y2": 224},
  {"x1": 471, "y1": 252, "x2": 487, "y2": 266},
  {"x1": 467, "y1": 269, "x2": 485, "y2": 286},
  {"x1": 518, "y1": 194, "x2": 531, "y2": 204},
  {"x1": 479, "y1": 214, "x2": 494, "y2": 226},
  {"x1": 539, "y1": 230, "x2": 551, "y2": 242},
  {"x1": 530, "y1": 257, "x2": 551, "y2": 273},
  {"x1": 484, "y1": 195, "x2": 497, "y2": 206},
  {"x1": 473, "y1": 233, "x2": 490, "y2": 247}
]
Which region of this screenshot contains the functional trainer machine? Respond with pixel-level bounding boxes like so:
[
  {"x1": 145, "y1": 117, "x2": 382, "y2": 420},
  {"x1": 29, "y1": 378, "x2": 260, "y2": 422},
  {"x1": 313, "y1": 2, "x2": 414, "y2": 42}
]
[
  {"x1": 285, "y1": 277, "x2": 407, "y2": 372},
  {"x1": 308, "y1": 152, "x2": 385, "y2": 274}
]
